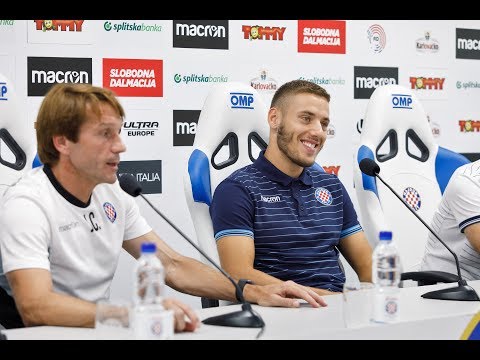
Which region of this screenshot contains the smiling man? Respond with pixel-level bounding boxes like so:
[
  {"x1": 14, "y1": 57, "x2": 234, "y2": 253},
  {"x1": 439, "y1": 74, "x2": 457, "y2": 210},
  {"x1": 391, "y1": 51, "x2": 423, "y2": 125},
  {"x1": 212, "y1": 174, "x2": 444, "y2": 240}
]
[{"x1": 210, "y1": 80, "x2": 372, "y2": 296}]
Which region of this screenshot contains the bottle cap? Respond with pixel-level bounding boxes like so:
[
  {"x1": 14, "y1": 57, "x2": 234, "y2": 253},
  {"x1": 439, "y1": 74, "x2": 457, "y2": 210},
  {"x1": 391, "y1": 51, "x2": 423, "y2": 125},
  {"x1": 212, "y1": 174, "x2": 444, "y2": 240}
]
[
  {"x1": 141, "y1": 242, "x2": 157, "y2": 253},
  {"x1": 379, "y1": 231, "x2": 392, "y2": 241}
]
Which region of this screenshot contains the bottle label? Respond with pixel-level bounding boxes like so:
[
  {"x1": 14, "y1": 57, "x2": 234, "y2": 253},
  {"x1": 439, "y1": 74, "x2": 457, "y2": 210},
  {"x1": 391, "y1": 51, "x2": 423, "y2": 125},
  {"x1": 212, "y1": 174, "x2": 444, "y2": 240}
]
[
  {"x1": 133, "y1": 308, "x2": 174, "y2": 340},
  {"x1": 372, "y1": 291, "x2": 399, "y2": 323}
]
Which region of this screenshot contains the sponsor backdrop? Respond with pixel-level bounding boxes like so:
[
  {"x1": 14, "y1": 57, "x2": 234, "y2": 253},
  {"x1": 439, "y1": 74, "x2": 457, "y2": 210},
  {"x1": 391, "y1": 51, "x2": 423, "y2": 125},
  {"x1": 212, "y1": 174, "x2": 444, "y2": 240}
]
[{"x1": 1, "y1": 19, "x2": 480, "y2": 309}]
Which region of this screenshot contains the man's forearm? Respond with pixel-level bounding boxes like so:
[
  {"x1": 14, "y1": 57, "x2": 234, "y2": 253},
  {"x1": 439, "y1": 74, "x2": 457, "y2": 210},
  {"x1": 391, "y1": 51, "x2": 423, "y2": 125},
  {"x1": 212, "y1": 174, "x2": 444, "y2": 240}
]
[
  {"x1": 164, "y1": 255, "x2": 239, "y2": 302},
  {"x1": 18, "y1": 292, "x2": 96, "y2": 327}
]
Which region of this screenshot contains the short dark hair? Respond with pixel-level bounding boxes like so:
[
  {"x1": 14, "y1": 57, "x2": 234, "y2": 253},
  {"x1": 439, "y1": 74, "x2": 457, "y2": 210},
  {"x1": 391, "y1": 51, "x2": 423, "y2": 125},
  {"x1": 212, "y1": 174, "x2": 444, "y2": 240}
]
[{"x1": 270, "y1": 79, "x2": 330, "y2": 111}]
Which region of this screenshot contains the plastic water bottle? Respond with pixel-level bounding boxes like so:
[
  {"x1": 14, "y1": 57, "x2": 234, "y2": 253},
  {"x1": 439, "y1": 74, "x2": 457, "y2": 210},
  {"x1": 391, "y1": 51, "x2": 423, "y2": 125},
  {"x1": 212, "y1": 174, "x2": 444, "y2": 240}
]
[
  {"x1": 133, "y1": 242, "x2": 174, "y2": 339},
  {"x1": 371, "y1": 230, "x2": 401, "y2": 323}
]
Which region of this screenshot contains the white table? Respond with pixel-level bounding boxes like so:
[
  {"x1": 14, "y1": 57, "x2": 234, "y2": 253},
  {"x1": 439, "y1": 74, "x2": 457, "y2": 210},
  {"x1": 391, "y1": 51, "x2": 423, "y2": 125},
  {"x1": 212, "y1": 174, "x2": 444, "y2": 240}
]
[{"x1": 3, "y1": 281, "x2": 480, "y2": 340}]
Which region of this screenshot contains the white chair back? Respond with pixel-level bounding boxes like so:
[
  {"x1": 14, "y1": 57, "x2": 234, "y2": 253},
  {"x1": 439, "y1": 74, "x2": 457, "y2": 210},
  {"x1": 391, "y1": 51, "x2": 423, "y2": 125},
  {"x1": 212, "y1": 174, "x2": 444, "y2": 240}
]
[
  {"x1": 184, "y1": 82, "x2": 269, "y2": 267},
  {"x1": 353, "y1": 84, "x2": 469, "y2": 272}
]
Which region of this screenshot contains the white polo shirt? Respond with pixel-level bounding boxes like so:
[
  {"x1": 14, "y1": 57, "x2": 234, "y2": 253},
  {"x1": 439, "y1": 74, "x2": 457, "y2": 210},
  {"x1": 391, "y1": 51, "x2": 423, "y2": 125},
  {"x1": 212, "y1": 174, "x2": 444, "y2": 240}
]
[
  {"x1": 420, "y1": 160, "x2": 480, "y2": 280},
  {"x1": 0, "y1": 165, "x2": 151, "y2": 302}
]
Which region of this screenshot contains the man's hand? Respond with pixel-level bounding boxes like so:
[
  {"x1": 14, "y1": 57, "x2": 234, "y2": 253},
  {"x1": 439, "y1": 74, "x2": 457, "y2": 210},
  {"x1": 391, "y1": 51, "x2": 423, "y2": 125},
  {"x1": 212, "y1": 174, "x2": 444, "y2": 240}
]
[
  {"x1": 162, "y1": 298, "x2": 200, "y2": 333},
  {"x1": 245, "y1": 280, "x2": 328, "y2": 308}
]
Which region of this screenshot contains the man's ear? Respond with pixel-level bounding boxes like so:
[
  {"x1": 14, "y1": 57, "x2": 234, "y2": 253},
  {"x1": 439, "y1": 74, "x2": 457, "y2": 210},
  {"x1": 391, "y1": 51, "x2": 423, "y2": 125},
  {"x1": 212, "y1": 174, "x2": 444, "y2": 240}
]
[
  {"x1": 268, "y1": 107, "x2": 279, "y2": 130},
  {"x1": 52, "y1": 135, "x2": 69, "y2": 155}
]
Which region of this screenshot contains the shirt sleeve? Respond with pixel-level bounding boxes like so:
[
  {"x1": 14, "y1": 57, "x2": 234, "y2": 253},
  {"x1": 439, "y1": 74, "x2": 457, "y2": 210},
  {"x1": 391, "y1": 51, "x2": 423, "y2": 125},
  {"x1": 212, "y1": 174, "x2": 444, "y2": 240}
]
[
  {"x1": 445, "y1": 173, "x2": 480, "y2": 233},
  {"x1": 0, "y1": 196, "x2": 51, "y2": 273},
  {"x1": 209, "y1": 178, "x2": 255, "y2": 241},
  {"x1": 339, "y1": 181, "x2": 363, "y2": 239}
]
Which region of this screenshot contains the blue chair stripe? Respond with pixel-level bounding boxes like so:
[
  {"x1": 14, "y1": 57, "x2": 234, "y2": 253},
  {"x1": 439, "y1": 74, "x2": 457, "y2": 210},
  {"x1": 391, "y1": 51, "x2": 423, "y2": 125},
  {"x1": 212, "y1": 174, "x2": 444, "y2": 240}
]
[
  {"x1": 357, "y1": 145, "x2": 378, "y2": 199},
  {"x1": 435, "y1": 147, "x2": 470, "y2": 194},
  {"x1": 188, "y1": 149, "x2": 212, "y2": 206}
]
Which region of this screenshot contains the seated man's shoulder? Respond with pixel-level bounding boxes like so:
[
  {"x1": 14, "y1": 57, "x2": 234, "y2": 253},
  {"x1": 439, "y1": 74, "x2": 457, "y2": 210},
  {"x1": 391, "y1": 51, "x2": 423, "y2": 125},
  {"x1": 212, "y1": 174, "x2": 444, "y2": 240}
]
[
  {"x1": 226, "y1": 163, "x2": 256, "y2": 181},
  {"x1": 3, "y1": 167, "x2": 46, "y2": 200}
]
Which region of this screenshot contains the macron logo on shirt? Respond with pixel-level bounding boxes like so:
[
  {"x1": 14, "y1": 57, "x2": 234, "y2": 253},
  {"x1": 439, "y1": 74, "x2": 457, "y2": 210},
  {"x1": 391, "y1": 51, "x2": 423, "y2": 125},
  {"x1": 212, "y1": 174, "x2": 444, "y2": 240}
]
[{"x1": 260, "y1": 195, "x2": 281, "y2": 203}]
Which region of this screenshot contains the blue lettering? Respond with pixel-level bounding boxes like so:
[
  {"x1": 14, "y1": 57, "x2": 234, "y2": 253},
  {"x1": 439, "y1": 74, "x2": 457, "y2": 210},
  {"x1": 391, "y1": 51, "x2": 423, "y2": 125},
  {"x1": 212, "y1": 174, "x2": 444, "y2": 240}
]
[
  {"x1": 0, "y1": 84, "x2": 7, "y2": 100},
  {"x1": 391, "y1": 94, "x2": 412, "y2": 109},
  {"x1": 230, "y1": 92, "x2": 255, "y2": 109}
]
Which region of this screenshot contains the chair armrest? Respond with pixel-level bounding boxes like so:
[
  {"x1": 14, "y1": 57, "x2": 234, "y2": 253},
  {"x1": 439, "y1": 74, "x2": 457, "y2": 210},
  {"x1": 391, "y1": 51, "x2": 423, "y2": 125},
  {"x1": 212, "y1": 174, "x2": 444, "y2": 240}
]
[{"x1": 401, "y1": 271, "x2": 459, "y2": 286}]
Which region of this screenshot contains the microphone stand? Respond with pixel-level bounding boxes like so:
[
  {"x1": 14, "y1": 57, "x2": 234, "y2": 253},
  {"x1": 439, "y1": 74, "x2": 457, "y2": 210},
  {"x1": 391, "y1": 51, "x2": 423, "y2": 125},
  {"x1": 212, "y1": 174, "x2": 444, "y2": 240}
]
[
  {"x1": 373, "y1": 172, "x2": 479, "y2": 301},
  {"x1": 139, "y1": 194, "x2": 265, "y2": 327}
]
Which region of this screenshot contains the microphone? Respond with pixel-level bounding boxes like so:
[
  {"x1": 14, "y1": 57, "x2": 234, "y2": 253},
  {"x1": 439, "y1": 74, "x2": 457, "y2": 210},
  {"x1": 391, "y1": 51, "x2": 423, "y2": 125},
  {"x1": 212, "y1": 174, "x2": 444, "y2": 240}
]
[
  {"x1": 118, "y1": 174, "x2": 265, "y2": 328},
  {"x1": 359, "y1": 158, "x2": 480, "y2": 301}
]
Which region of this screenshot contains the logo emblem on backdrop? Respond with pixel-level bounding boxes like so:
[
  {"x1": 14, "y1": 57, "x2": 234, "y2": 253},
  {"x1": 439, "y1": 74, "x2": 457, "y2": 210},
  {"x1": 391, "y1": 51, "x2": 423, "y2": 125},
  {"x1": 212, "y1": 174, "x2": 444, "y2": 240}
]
[
  {"x1": 456, "y1": 28, "x2": 480, "y2": 60},
  {"x1": 173, "y1": 20, "x2": 228, "y2": 50},
  {"x1": 33, "y1": 20, "x2": 84, "y2": 32},
  {"x1": 410, "y1": 77, "x2": 445, "y2": 90},
  {"x1": 327, "y1": 123, "x2": 336, "y2": 138},
  {"x1": 402, "y1": 187, "x2": 421, "y2": 211},
  {"x1": 103, "y1": 58, "x2": 163, "y2": 97},
  {"x1": 250, "y1": 69, "x2": 277, "y2": 93},
  {"x1": 416, "y1": 31, "x2": 439, "y2": 53},
  {"x1": 353, "y1": 66, "x2": 398, "y2": 99},
  {"x1": 173, "y1": 110, "x2": 200, "y2": 146},
  {"x1": 298, "y1": 20, "x2": 346, "y2": 54},
  {"x1": 315, "y1": 187, "x2": 333, "y2": 206},
  {"x1": 322, "y1": 166, "x2": 340, "y2": 176},
  {"x1": 367, "y1": 24, "x2": 386, "y2": 53},
  {"x1": 27, "y1": 57, "x2": 92, "y2": 96},
  {"x1": 103, "y1": 202, "x2": 117, "y2": 223},
  {"x1": 458, "y1": 120, "x2": 480, "y2": 132},
  {"x1": 241, "y1": 25, "x2": 286, "y2": 41},
  {"x1": 117, "y1": 161, "x2": 162, "y2": 194},
  {"x1": 427, "y1": 115, "x2": 441, "y2": 137}
]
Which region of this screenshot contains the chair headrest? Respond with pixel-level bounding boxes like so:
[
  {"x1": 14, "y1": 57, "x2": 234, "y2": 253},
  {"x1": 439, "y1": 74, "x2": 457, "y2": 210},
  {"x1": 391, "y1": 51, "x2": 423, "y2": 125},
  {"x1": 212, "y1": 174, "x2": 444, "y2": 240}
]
[
  {"x1": 194, "y1": 81, "x2": 269, "y2": 155},
  {"x1": 361, "y1": 84, "x2": 437, "y2": 170}
]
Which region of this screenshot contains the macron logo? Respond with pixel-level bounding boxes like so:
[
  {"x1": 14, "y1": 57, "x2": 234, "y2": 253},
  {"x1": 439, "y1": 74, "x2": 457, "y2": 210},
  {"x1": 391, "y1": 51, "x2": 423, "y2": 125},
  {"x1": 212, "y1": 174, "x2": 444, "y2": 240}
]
[{"x1": 261, "y1": 195, "x2": 281, "y2": 203}]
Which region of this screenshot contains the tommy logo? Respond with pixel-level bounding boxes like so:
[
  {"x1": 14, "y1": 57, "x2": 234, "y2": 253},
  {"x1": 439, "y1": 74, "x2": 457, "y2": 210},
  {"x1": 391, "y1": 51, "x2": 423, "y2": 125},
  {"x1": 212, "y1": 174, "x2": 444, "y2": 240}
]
[
  {"x1": 315, "y1": 187, "x2": 332, "y2": 205},
  {"x1": 260, "y1": 195, "x2": 281, "y2": 203},
  {"x1": 103, "y1": 202, "x2": 117, "y2": 223},
  {"x1": 402, "y1": 187, "x2": 421, "y2": 211}
]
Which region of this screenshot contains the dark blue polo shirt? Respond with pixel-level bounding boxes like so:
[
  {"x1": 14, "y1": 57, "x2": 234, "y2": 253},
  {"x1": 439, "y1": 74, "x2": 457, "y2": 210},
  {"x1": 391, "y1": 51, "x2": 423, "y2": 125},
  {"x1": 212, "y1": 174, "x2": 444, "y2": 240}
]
[{"x1": 210, "y1": 151, "x2": 362, "y2": 292}]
